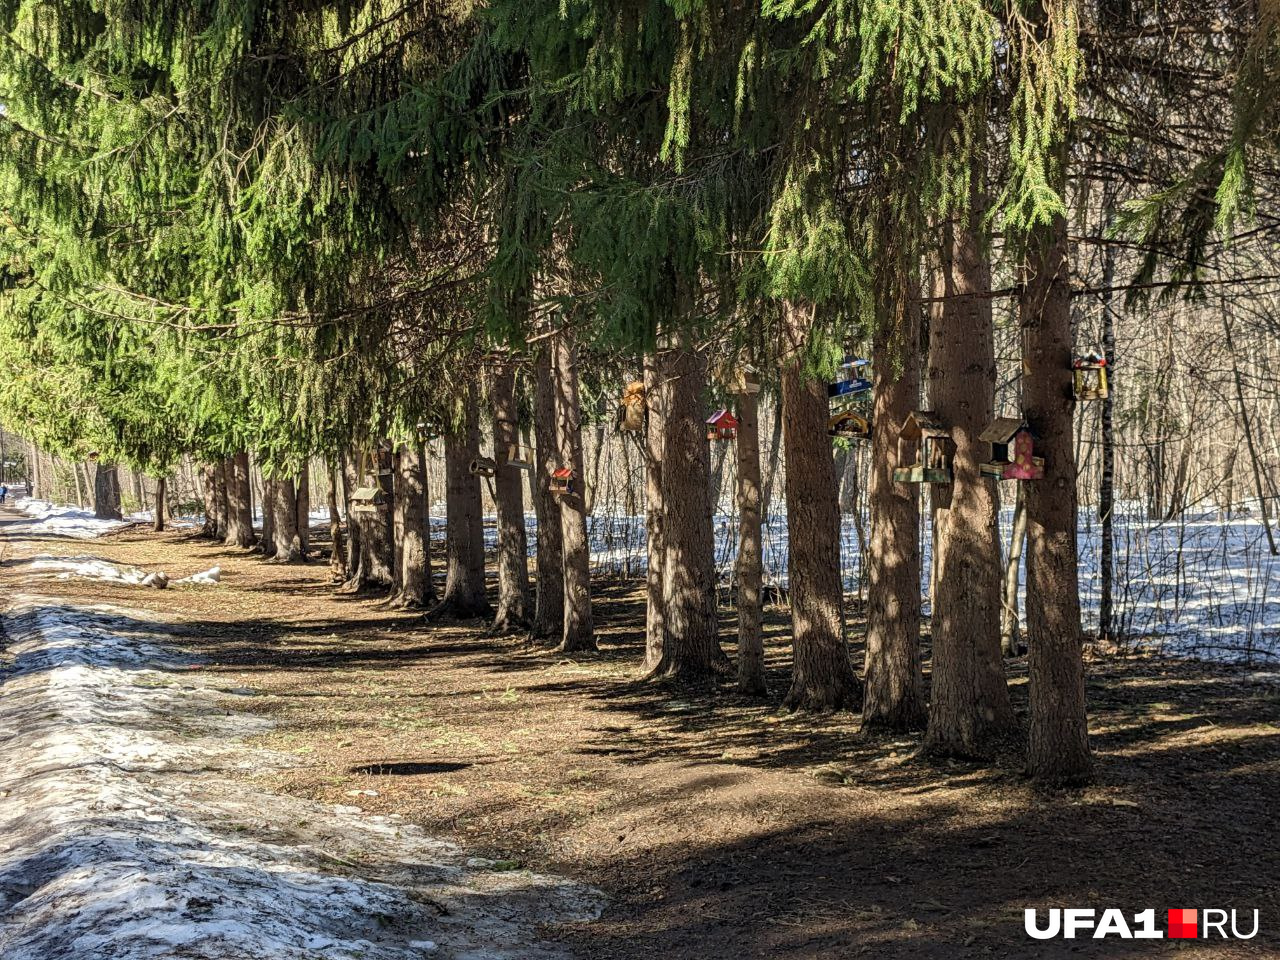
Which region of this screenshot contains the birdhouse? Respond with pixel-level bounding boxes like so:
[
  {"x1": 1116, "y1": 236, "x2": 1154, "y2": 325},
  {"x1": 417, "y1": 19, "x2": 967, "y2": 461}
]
[
  {"x1": 706, "y1": 409, "x2": 739, "y2": 441},
  {"x1": 827, "y1": 357, "x2": 872, "y2": 399},
  {"x1": 893, "y1": 411, "x2": 954, "y2": 484},
  {"x1": 730, "y1": 363, "x2": 762, "y2": 395},
  {"x1": 350, "y1": 485, "x2": 386, "y2": 514},
  {"x1": 979, "y1": 418, "x2": 1045, "y2": 480},
  {"x1": 1073, "y1": 352, "x2": 1109, "y2": 400},
  {"x1": 505, "y1": 443, "x2": 533, "y2": 471},
  {"x1": 618, "y1": 381, "x2": 647, "y2": 432},
  {"x1": 469, "y1": 456, "x2": 497, "y2": 478},
  {"x1": 550, "y1": 467, "x2": 577, "y2": 496},
  {"x1": 88, "y1": 451, "x2": 100, "y2": 462},
  {"x1": 827, "y1": 410, "x2": 871, "y2": 440}
]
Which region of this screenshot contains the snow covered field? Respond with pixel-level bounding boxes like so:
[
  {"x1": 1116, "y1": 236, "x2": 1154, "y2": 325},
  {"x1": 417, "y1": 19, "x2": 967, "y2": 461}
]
[{"x1": 0, "y1": 595, "x2": 600, "y2": 959}]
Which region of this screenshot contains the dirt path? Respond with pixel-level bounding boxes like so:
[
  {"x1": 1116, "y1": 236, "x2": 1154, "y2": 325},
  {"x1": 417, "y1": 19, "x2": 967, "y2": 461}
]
[
  {"x1": 0, "y1": 508, "x2": 598, "y2": 960},
  {"x1": 2, "y1": 510, "x2": 1278, "y2": 958}
]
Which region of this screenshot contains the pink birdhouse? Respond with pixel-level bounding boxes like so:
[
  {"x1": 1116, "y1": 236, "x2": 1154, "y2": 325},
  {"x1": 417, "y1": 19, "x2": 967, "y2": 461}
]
[{"x1": 980, "y1": 418, "x2": 1044, "y2": 481}]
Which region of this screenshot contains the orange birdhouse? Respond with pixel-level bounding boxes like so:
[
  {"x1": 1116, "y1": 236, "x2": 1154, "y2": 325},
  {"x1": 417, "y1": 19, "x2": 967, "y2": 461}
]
[
  {"x1": 980, "y1": 418, "x2": 1045, "y2": 481},
  {"x1": 550, "y1": 467, "x2": 577, "y2": 496},
  {"x1": 706, "y1": 409, "x2": 739, "y2": 441},
  {"x1": 618, "y1": 381, "x2": 647, "y2": 432}
]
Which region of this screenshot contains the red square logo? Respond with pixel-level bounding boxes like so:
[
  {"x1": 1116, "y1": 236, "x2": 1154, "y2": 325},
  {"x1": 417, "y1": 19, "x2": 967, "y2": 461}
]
[{"x1": 1168, "y1": 908, "x2": 1198, "y2": 939}]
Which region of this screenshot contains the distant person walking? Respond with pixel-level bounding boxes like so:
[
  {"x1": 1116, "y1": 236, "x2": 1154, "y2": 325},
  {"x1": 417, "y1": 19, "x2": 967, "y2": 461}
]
[{"x1": 0, "y1": 483, "x2": 8, "y2": 504}]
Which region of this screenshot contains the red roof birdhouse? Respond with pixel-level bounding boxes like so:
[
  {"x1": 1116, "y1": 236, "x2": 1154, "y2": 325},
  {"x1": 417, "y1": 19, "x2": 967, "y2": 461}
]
[
  {"x1": 550, "y1": 467, "x2": 577, "y2": 496},
  {"x1": 706, "y1": 409, "x2": 739, "y2": 441}
]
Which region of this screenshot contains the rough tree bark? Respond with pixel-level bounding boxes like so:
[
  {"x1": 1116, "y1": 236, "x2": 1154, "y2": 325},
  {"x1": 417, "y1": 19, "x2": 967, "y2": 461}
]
[
  {"x1": 530, "y1": 345, "x2": 565, "y2": 640},
  {"x1": 93, "y1": 462, "x2": 123, "y2": 521},
  {"x1": 780, "y1": 302, "x2": 860, "y2": 711},
  {"x1": 923, "y1": 206, "x2": 1015, "y2": 757},
  {"x1": 393, "y1": 443, "x2": 433, "y2": 607},
  {"x1": 437, "y1": 399, "x2": 491, "y2": 617},
  {"x1": 340, "y1": 452, "x2": 362, "y2": 584},
  {"x1": 552, "y1": 329, "x2": 595, "y2": 651},
  {"x1": 643, "y1": 351, "x2": 667, "y2": 671},
  {"x1": 295, "y1": 463, "x2": 311, "y2": 557},
  {"x1": 260, "y1": 478, "x2": 277, "y2": 558},
  {"x1": 491, "y1": 360, "x2": 531, "y2": 632},
  {"x1": 224, "y1": 452, "x2": 256, "y2": 548},
  {"x1": 271, "y1": 477, "x2": 303, "y2": 563},
  {"x1": 1022, "y1": 213, "x2": 1093, "y2": 785},
  {"x1": 201, "y1": 464, "x2": 218, "y2": 538},
  {"x1": 862, "y1": 281, "x2": 927, "y2": 731},
  {"x1": 735, "y1": 385, "x2": 766, "y2": 695},
  {"x1": 362, "y1": 446, "x2": 396, "y2": 587},
  {"x1": 649, "y1": 337, "x2": 725, "y2": 680},
  {"x1": 328, "y1": 461, "x2": 348, "y2": 583},
  {"x1": 153, "y1": 477, "x2": 166, "y2": 533},
  {"x1": 1001, "y1": 484, "x2": 1028, "y2": 655}
]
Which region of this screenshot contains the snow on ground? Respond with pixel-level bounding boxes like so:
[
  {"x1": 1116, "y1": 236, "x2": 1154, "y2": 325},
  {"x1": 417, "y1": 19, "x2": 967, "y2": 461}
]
[
  {"x1": 0, "y1": 595, "x2": 601, "y2": 959},
  {"x1": 8, "y1": 498, "x2": 137, "y2": 539},
  {"x1": 24, "y1": 555, "x2": 220, "y2": 588}
]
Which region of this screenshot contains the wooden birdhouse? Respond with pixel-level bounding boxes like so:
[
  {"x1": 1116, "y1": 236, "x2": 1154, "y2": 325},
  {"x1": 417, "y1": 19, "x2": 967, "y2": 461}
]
[
  {"x1": 1073, "y1": 352, "x2": 1109, "y2": 400},
  {"x1": 550, "y1": 467, "x2": 577, "y2": 496},
  {"x1": 505, "y1": 443, "x2": 533, "y2": 471},
  {"x1": 618, "y1": 381, "x2": 647, "y2": 432},
  {"x1": 729, "y1": 363, "x2": 762, "y2": 395},
  {"x1": 979, "y1": 418, "x2": 1045, "y2": 480},
  {"x1": 827, "y1": 410, "x2": 871, "y2": 440},
  {"x1": 893, "y1": 411, "x2": 954, "y2": 484},
  {"x1": 706, "y1": 409, "x2": 739, "y2": 441},
  {"x1": 350, "y1": 485, "x2": 386, "y2": 514},
  {"x1": 469, "y1": 456, "x2": 497, "y2": 478},
  {"x1": 827, "y1": 357, "x2": 872, "y2": 399}
]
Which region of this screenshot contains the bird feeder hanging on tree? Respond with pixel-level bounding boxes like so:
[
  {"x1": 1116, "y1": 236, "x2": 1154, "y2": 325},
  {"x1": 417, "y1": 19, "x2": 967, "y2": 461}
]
[
  {"x1": 350, "y1": 486, "x2": 386, "y2": 514},
  {"x1": 469, "y1": 456, "x2": 497, "y2": 478},
  {"x1": 893, "y1": 411, "x2": 954, "y2": 484},
  {"x1": 618, "y1": 381, "x2": 647, "y2": 432},
  {"x1": 827, "y1": 357, "x2": 872, "y2": 399},
  {"x1": 706, "y1": 409, "x2": 739, "y2": 441},
  {"x1": 1073, "y1": 352, "x2": 1109, "y2": 400},
  {"x1": 550, "y1": 467, "x2": 577, "y2": 496},
  {"x1": 827, "y1": 410, "x2": 871, "y2": 440},
  {"x1": 505, "y1": 443, "x2": 534, "y2": 471},
  {"x1": 979, "y1": 418, "x2": 1045, "y2": 480}
]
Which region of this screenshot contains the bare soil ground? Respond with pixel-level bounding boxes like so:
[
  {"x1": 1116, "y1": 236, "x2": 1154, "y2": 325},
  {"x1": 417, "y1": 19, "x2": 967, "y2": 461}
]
[{"x1": 3, "y1": 514, "x2": 1278, "y2": 958}]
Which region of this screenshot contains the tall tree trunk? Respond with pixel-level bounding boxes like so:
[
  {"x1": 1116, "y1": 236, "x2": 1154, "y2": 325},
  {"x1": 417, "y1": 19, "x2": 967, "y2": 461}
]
[
  {"x1": 295, "y1": 463, "x2": 311, "y2": 556},
  {"x1": 212, "y1": 459, "x2": 229, "y2": 539},
  {"x1": 491, "y1": 361, "x2": 531, "y2": 632},
  {"x1": 735, "y1": 386, "x2": 766, "y2": 695},
  {"x1": 153, "y1": 477, "x2": 166, "y2": 533},
  {"x1": 923, "y1": 205, "x2": 1015, "y2": 756},
  {"x1": 357, "y1": 445, "x2": 396, "y2": 587},
  {"x1": 201, "y1": 464, "x2": 218, "y2": 538},
  {"x1": 328, "y1": 461, "x2": 348, "y2": 583},
  {"x1": 780, "y1": 302, "x2": 859, "y2": 710},
  {"x1": 340, "y1": 451, "x2": 363, "y2": 586},
  {"x1": 1022, "y1": 213, "x2": 1092, "y2": 785},
  {"x1": 1001, "y1": 485, "x2": 1028, "y2": 655},
  {"x1": 643, "y1": 351, "x2": 667, "y2": 670},
  {"x1": 530, "y1": 345, "x2": 565, "y2": 639},
  {"x1": 224, "y1": 452, "x2": 256, "y2": 547},
  {"x1": 862, "y1": 281, "x2": 927, "y2": 731},
  {"x1": 93, "y1": 463, "x2": 123, "y2": 521},
  {"x1": 761, "y1": 409, "x2": 784, "y2": 522},
  {"x1": 271, "y1": 477, "x2": 303, "y2": 562},
  {"x1": 1098, "y1": 242, "x2": 1117, "y2": 640},
  {"x1": 438, "y1": 399, "x2": 491, "y2": 617},
  {"x1": 552, "y1": 330, "x2": 595, "y2": 651},
  {"x1": 260, "y1": 478, "x2": 278, "y2": 558},
  {"x1": 28, "y1": 440, "x2": 42, "y2": 500},
  {"x1": 393, "y1": 443, "x2": 433, "y2": 607},
  {"x1": 649, "y1": 338, "x2": 725, "y2": 680},
  {"x1": 72, "y1": 462, "x2": 86, "y2": 508}
]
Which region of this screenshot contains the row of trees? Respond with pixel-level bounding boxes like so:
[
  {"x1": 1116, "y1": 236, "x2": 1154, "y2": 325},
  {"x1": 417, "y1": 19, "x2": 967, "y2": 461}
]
[{"x1": 2, "y1": 0, "x2": 1277, "y2": 785}]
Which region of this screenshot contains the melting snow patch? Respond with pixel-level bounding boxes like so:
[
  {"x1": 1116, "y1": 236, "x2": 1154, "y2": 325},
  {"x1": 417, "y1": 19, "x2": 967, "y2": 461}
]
[
  {"x1": 173, "y1": 566, "x2": 221, "y2": 586},
  {"x1": 0, "y1": 595, "x2": 601, "y2": 959}
]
